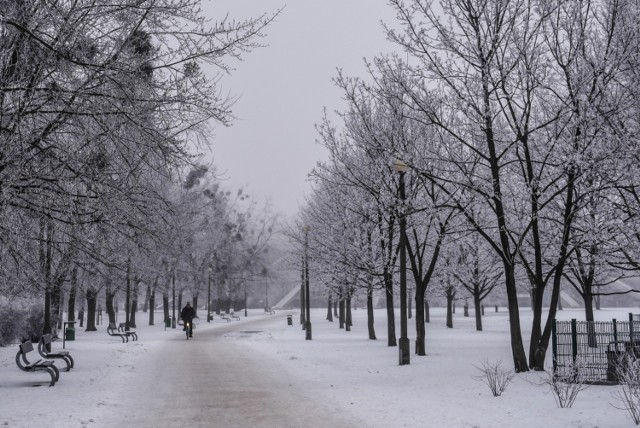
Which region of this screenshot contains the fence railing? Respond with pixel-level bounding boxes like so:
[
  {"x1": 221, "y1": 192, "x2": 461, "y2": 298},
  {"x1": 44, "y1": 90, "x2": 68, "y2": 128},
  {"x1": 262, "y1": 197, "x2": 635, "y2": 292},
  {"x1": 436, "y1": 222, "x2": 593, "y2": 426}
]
[{"x1": 552, "y1": 313, "x2": 640, "y2": 384}]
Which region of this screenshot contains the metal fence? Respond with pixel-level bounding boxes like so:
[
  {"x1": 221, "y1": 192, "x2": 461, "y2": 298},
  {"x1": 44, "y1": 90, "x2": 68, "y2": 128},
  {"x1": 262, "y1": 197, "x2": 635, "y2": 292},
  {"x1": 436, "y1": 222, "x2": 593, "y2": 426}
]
[{"x1": 552, "y1": 313, "x2": 640, "y2": 384}]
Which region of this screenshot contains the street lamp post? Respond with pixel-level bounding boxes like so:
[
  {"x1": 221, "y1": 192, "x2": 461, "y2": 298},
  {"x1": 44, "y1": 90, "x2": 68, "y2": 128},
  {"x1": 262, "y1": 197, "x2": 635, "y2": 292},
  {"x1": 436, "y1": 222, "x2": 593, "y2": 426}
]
[
  {"x1": 265, "y1": 275, "x2": 269, "y2": 312},
  {"x1": 172, "y1": 268, "x2": 176, "y2": 329},
  {"x1": 304, "y1": 225, "x2": 312, "y2": 340},
  {"x1": 207, "y1": 267, "x2": 212, "y2": 322},
  {"x1": 394, "y1": 159, "x2": 410, "y2": 365},
  {"x1": 244, "y1": 278, "x2": 248, "y2": 317},
  {"x1": 300, "y1": 254, "x2": 306, "y2": 327}
]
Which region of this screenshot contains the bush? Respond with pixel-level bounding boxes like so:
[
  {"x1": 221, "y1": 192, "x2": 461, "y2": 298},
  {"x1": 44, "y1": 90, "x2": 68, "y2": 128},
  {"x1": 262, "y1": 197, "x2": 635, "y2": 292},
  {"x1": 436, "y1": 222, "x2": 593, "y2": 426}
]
[
  {"x1": 0, "y1": 302, "x2": 21, "y2": 346},
  {"x1": 612, "y1": 355, "x2": 640, "y2": 425},
  {"x1": 23, "y1": 304, "x2": 45, "y2": 342},
  {"x1": 473, "y1": 358, "x2": 515, "y2": 397},
  {"x1": 541, "y1": 359, "x2": 589, "y2": 408},
  {"x1": 0, "y1": 299, "x2": 44, "y2": 346}
]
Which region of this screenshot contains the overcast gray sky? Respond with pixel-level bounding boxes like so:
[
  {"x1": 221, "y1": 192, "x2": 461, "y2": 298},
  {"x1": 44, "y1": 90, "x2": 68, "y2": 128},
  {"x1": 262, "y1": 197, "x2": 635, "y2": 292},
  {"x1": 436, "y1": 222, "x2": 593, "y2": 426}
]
[{"x1": 201, "y1": 1, "x2": 399, "y2": 219}]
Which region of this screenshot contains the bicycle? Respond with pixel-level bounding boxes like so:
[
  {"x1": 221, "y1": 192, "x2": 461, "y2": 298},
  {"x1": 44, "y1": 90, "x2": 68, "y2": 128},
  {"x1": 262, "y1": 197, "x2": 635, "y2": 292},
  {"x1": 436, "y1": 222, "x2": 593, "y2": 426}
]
[{"x1": 185, "y1": 321, "x2": 193, "y2": 339}]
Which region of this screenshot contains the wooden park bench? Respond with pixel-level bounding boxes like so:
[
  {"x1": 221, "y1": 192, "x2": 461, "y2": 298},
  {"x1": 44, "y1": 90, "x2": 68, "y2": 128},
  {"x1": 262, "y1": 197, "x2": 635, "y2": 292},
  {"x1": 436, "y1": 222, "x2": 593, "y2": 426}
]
[
  {"x1": 220, "y1": 312, "x2": 231, "y2": 322},
  {"x1": 117, "y1": 322, "x2": 138, "y2": 341},
  {"x1": 15, "y1": 341, "x2": 60, "y2": 387},
  {"x1": 265, "y1": 308, "x2": 276, "y2": 315},
  {"x1": 229, "y1": 310, "x2": 240, "y2": 321},
  {"x1": 107, "y1": 322, "x2": 129, "y2": 342},
  {"x1": 38, "y1": 334, "x2": 74, "y2": 372}
]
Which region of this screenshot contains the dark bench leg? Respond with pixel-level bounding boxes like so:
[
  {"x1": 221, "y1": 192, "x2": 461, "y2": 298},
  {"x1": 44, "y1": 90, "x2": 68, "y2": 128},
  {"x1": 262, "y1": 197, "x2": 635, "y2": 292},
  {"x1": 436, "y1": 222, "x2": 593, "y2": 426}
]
[
  {"x1": 51, "y1": 364, "x2": 60, "y2": 382},
  {"x1": 59, "y1": 355, "x2": 73, "y2": 371},
  {"x1": 44, "y1": 367, "x2": 57, "y2": 387}
]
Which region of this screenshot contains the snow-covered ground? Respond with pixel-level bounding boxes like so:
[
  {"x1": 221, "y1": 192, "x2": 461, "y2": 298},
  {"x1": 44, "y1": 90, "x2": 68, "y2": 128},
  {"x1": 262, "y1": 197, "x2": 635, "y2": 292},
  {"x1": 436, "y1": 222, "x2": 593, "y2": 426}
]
[{"x1": 1, "y1": 306, "x2": 637, "y2": 427}]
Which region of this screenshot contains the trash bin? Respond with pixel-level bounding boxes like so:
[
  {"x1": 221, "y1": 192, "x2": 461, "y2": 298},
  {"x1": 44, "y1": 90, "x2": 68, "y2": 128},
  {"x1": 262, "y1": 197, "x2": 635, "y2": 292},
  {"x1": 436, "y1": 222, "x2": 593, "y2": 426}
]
[
  {"x1": 165, "y1": 316, "x2": 172, "y2": 328},
  {"x1": 65, "y1": 327, "x2": 75, "y2": 341},
  {"x1": 207, "y1": 313, "x2": 213, "y2": 322},
  {"x1": 287, "y1": 314, "x2": 293, "y2": 326}
]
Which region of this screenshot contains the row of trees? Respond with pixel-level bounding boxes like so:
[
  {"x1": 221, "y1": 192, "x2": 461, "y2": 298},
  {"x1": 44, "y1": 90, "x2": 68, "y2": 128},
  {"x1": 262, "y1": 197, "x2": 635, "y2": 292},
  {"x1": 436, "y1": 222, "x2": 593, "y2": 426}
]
[
  {"x1": 296, "y1": 0, "x2": 640, "y2": 372},
  {"x1": 0, "y1": 1, "x2": 281, "y2": 339}
]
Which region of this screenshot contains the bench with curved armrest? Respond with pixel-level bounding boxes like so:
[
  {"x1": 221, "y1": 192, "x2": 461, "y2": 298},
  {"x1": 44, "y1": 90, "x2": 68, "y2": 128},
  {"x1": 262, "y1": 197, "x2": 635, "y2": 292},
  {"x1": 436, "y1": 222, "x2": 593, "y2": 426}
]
[
  {"x1": 38, "y1": 334, "x2": 74, "y2": 371},
  {"x1": 16, "y1": 341, "x2": 60, "y2": 387},
  {"x1": 107, "y1": 323, "x2": 129, "y2": 342},
  {"x1": 117, "y1": 322, "x2": 138, "y2": 341}
]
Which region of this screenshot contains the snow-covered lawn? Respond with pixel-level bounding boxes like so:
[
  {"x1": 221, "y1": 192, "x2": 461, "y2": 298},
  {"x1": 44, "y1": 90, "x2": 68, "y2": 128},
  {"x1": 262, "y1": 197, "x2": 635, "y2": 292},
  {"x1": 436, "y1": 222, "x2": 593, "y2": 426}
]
[{"x1": 1, "y1": 306, "x2": 637, "y2": 427}]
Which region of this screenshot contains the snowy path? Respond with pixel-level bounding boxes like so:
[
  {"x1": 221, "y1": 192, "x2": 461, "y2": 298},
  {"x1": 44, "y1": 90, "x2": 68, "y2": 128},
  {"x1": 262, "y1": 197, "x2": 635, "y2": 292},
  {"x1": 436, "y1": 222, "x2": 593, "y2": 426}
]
[{"x1": 97, "y1": 315, "x2": 366, "y2": 428}]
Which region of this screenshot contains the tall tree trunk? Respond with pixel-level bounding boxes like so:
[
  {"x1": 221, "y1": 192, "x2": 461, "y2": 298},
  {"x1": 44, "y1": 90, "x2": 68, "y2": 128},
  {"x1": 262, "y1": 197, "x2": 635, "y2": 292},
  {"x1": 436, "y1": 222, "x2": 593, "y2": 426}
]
[
  {"x1": 367, "y1": 289, "x2": 376, "y2": 340},
  {"x1": 327, "y1": 295, "x2": 333, "y2": 322},
  {"x1": 345, "y1": 295, "x2": 352, "y2": 331},
  {"x1": 106, "y1": 277, "x2": 116, "y2": 325},
  {"x1": 384, "y1": 269, "x2": 397, "y2": 346},
  {"x1": 339, "y1": 296, "x2": 345, "y2": 329},
  {"x1": 149, "y1": 279, "x2": 156, "y2": 326},
  {"x1": 41, "y1": 218, "x2": 53, "y2": 336},
  {"x1": 163, "y1": 291, "x2": 169, "y2": 325},
  {"x1": 558, "y1": 288, "x2": 563, "y2": 310},
  {"x1": 125, "y1": 259, "x2": 131, "y2": 330},
  {"x1": 584, "y1": 287, "x2": 596, "y2": 347},
  {"x1": 504, "y1": 266, "x2": 528, "y2": 372},
  {"x1": 529, "y1": 167, "x2": 577, "y2": 370},
  {"x1": 68, "y1": 266, "x2": 77, "y2": 323},
  {"x1": 85, "y1": 288, "x2": 97, "y2": 331},
  {"x1": 415, "y1": 290, "x2": 426, "y2": 355},
  {"x1": 44, "y1": 289, "x2": 52, "y2": 336},
  {"x1": 144, "y1": 284, "x2": 150, "y2": 312},
  {"x1": 482, "y1": 84, "x2": 529, "y2": 371},
  {"x1": 474, "y1": 293, "x2": 483, "y2": 331},
  {"x1": 446, "y1": 290, "x2": 454, "y2": 329},
  {"x1": 425, "y1": 300, "x2": 430, "y2": 323},
  {"x1": 54, "y1": 288, "x2": 63, "y2": 331},
  {"x1": 78, "y1": 303, "x2": 85, "y2": 328},
  {"x1": 131, "y1": 278, "x2": 141, "y2": 328}
]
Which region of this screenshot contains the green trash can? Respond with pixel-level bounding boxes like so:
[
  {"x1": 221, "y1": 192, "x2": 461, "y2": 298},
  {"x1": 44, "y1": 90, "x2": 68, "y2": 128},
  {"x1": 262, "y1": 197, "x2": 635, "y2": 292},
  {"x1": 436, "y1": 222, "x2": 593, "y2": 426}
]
[
  {"x1": 165, "y1": 316, "x2": 171, "y2": 328},
  {"x1": 287, "y1": 314, "x2": 293, "y2": 326},
  {"x1": 65, "y1": 327, "x2": 76, "y2": 341}
]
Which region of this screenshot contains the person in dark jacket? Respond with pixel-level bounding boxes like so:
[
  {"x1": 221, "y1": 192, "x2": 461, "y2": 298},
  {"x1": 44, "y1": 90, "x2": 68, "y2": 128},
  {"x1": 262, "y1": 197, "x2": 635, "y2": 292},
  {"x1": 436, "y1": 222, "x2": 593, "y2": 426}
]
[{"x1": 181, "y1": 302, "x2": 196, "y2": 337}]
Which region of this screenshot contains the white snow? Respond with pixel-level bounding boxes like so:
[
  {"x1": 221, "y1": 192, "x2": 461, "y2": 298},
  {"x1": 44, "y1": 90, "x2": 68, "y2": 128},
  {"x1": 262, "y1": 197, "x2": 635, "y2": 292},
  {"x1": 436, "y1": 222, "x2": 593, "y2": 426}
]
[{"x1": 1, "y1": 306, "x2": 637, "y2": 427}]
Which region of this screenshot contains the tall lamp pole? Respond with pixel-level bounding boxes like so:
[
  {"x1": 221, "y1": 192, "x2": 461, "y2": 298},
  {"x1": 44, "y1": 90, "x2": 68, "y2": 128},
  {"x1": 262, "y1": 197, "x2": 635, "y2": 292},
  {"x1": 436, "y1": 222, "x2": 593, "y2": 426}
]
[
  {"x1": 394, "y1": 159, "x2": 410, "y2": 365},
  {"x1": 304, "y1": 225, "x2": 312, "y2": 340},
  {"x1": 300, "y1": 254, "x2": 306, "y2": 327},
  {"x1": 172, "y1": 268, "x2": 176, "y2": 329},
  {"x1": 262, "y1": 267, "x2": 269, "y2": 311},
  {"x1": 244, "y1": 277, "x2": 248, "y2": 317},
  {"x1": 207, "y1": 267, "x2": 212, "y2": 322}
]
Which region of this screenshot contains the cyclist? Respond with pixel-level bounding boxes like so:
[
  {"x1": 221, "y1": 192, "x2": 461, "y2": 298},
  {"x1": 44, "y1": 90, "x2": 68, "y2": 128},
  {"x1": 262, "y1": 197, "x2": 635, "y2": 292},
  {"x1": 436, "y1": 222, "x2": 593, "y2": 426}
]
[{"x1": 180, "y1": 302, "x2": 196, "y2": 337}]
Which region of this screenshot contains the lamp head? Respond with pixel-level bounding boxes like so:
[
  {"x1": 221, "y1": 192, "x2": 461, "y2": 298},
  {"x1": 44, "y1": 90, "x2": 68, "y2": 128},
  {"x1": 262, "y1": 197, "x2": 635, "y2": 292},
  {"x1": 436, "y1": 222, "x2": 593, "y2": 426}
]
[{"x1": 392, "y1": 159, "x2": 408, "y2": 172}]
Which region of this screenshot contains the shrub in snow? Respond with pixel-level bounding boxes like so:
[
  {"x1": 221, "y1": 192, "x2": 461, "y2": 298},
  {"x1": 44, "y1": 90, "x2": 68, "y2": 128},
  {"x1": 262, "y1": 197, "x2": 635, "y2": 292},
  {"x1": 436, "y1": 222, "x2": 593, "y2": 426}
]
[
  {"x1": 0, "y1": 300, "x2": 43, "y2": 346},
  {"x1": 0, "y1": 302, "x2": 21, "y2": 346},
  {"x1": 612, "y1": 355, "x2": 640, "y2": 425},
  {"x1": 473, "y1": 358, "x2": 515, "y2": 396},
  {"x1": 542, "y1": 359, "x2": 589, "y2": 408},
  {"x1": 23, "y1": 304, "x2": 45, "y2": 342}
]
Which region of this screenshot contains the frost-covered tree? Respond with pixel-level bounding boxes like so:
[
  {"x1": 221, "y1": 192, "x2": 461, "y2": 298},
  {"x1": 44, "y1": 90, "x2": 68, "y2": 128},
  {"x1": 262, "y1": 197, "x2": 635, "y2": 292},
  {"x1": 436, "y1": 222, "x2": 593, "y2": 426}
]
[{"x1": 378, "y1": 0, "x2": 640, "y2": 372}]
